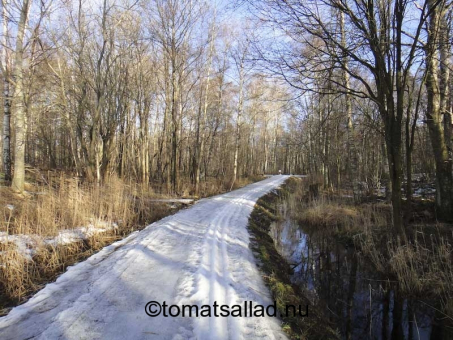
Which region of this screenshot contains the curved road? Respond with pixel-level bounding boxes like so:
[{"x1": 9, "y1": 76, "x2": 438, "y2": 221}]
[{"x1": 0, "y1": 176, "x2": 289, "y2": 340}]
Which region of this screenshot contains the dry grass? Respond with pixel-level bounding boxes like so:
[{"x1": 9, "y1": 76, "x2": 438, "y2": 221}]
[
  {"x1": 0, "y1": 233, "x2": 116, "y2": 309},
  {"x1": 295, "y1": 199, "x2": 390, "y2": 233},
  {"x1": 299, "y1": 197, "x2": 453, "y2": 317},
  {"x1": 1, "y1": 176, "x2": 148, "y2": 236},
  {"x1": 0, "y1": 172, "x2": 264, "y2": 312},
  {"x1": 285, "y1": 177, "x2": 390, "y2": 234},
  {"x1": 288, "y1": 177, "x2": 453, "y2": 318},
  {"x1": 0, "y1": 174, "x2": 173, "y2": 310},
  {"x1": 358, "y1": 225, "x2": 453, "y2": 316},
  {"x1": 0, "y1": 242, "x2": 32, "y2": 303}
]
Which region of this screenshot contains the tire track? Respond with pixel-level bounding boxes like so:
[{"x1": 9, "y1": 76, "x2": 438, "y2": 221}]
[{"x1": 0, "y1": 176, "x2": 289, "y2": 340}]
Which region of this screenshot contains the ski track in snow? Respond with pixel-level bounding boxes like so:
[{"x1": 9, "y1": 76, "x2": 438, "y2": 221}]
[{"x1": 0, "y1": 176, "x2": 289, "y2": 340}]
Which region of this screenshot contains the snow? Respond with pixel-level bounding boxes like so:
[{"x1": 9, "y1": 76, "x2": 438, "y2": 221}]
[
  {"x1": 150, "y1": 198, "x2": 195, "y2": 204},
  {"x1": 0, "y1": 176, "x2": 289, "y2": 340},
  {"x1": 0, "y1": 221, "x2": 119, "y2": 260},
  {"x1": 44, "y1": 222, "x2": 118, "y2": 247},
  {"x1": 0, "y1": 232, "x2": 37, "y2": 260}
]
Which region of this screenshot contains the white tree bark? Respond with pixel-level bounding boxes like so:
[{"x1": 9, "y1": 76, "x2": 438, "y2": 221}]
[
  {"x1": 1, "y1": 0, "x2": 11, "y2": 181},
  {"x1": 11, "y1": 0, "x2": 31, "y2": 193}
]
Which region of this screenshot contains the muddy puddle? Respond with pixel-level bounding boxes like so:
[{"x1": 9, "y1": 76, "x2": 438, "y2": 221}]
[{"x1": 269, "y1": 202, "x2": 439, "y2": 340}]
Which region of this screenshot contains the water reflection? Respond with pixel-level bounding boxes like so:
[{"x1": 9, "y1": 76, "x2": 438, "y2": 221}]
[{"x1": 270, "y1": 204, "x2": 437, "y2": 340}]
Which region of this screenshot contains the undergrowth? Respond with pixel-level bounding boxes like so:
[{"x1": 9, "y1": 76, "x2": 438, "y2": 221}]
[
  {"x1": 249, "y1": 176, "x2": 453, "y2": 337},
  {"x1": 289, "y1": 178, "x2": 453, "y2": 324},
  {"x1": 0, "y1": 172, "x2": 264, "y2": 315}
]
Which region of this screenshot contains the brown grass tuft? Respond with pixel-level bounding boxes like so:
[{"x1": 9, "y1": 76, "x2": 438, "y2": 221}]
[
  {"x1": 295, "y1": 199, "x2": 390, "y2": 233},
  {"x1": 0, "y1": 174, "x2": 174, "y2": 311}
]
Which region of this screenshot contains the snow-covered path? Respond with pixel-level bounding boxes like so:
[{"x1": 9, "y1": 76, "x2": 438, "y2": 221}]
[{"x1": 0, "y1": 176, "x2": 289, "y2": 340}]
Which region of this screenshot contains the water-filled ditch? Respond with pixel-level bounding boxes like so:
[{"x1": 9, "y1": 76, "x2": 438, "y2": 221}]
[{"x1": 269, "y1": 202, "x2": 437, "y2": 340}]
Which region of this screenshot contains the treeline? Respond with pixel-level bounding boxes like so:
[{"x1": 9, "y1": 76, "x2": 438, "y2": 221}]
[
  {"x1": 1, "y1": 0, "x2": 452, "y2": 234},
  {"x1": 0, "y1": 0, "x2": 300, "y2": 196},
  {"x1": 247, "y1": 0, "x2": 453, "y2": 235}
]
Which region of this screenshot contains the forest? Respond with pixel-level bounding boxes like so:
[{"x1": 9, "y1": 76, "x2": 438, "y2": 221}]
[{"x1": 0, "y1": 0, "x2": 453, "y2": 339}]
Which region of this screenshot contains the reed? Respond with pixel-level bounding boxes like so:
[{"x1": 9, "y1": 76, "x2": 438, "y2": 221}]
[{"x1": 0, "y1": 175, "x2": 168, "y2": 309}]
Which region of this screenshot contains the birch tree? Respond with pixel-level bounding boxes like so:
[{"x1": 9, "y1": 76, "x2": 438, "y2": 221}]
[
  {"x1": 11, "y1": 0, "x2": 32, "y2": 193},
  {"x1": 1, "y1": 0, "x2": 11, "y2": 182},
  {"x1": 424, "y1": 0, "x2": 453, "y2": 221},
  {"x1": 252, "y1": 0, "x2": 436, "y2": 237}
]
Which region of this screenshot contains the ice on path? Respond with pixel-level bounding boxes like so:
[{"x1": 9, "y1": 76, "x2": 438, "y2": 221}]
[{"x1": 0, "y1": 176, "x2": 289, "y2": 340}]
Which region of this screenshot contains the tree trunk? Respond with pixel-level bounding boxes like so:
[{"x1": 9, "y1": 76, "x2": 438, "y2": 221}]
[
  {"x1": 2, "y1": 78, "x2": 11, "y2": 181},
  {"x1": 405, "y1": 78, "x2": 423, "y2": 210},
  {"x1": 11, "y1": 0, "x2": 31, "y2": 193},
  {"x1": 231, "y1": 68, "x2": 244, "y2": 189},
  {"x1": 194, "y1": 21, "x2": 215, "y2": 196},
  {"x1": 386, "y1": 125, "x2": 405, "y2": 239},
  {"x1": 1, "y1": 0, "x2": 11, "y2": 181},
  {"x1": 425, "y1": 0, "x2": 453, "y2": 221},
  {"x1": 340, "y1": 11, "x2": 359, "y2": 201}
]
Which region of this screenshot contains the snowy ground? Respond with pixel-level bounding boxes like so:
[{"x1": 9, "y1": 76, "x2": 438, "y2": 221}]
[
  {"x1": 0, "y1": 176, "x2": 289, "y2": 340},
  {"x1": 0, "y1": 220, "x2": 119, "y2": 261}
]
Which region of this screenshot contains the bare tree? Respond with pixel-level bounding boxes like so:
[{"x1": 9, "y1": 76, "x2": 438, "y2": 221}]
[
  {"x1": 11, "y1": 0, "x2": 32, "y2": 192},
  {"x1": 251, "y1": 0, "x2": 437, "y2": 237},
  {"x1": 1, "y1": 0, "x2": 11, "y2": 182},
  {"x1": 424, "y1": 0, "x2": 453, "y2": 221}
]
